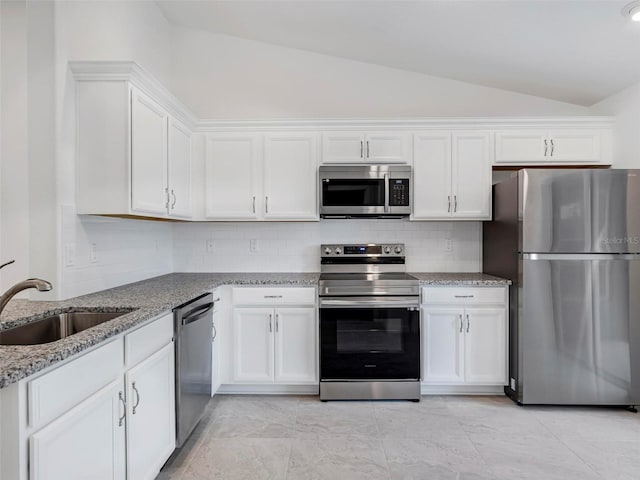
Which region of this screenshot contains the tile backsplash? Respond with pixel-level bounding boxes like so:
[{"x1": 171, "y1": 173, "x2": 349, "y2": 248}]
[
  {"x1": 173, "y1": 219, "x2": 482, "y2": 273},
  {"x1": 61, "y1": 206, "x2": 173, "y2": 298}
]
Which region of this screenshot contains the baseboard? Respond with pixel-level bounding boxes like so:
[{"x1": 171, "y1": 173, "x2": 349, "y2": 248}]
[
  {"x1": 420, "y1": 384, "x2": 505, "y2": 395},
  {"x1": 216, "y1": 384, "x2": 320, "y2": 395}
]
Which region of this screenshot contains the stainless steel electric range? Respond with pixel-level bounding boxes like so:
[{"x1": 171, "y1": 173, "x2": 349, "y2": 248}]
[{"x1": 318, "y1": 243, "x2": 421, "y2": 401}]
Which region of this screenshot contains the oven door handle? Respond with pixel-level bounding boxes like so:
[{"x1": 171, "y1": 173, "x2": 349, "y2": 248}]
[{"x1": 320, "y1": 297, "x2": 419, "y2": 309}]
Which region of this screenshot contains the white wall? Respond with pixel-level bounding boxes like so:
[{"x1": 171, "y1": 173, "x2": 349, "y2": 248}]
[
  {"x1": 53, "y1": 1, "x2": 174, "y2": 298},
  {"x1": 168, "y1": 26, "x2": 590, "y2": 120},
  {"x1": 591, "y1": 82, "x2": 640, "y2": 168},
  {"x1": 0, "y1": 1, "x2": 30, "y2": 293},
  {"x1": 173, "y1": 220, "x2": 481, "y2": 273}
]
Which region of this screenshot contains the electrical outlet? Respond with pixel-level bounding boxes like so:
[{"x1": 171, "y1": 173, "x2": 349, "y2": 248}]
[
  {"x1": 64, "y1": 244, "x2": 76, "y2": 267},
  {"x1": 206, "y1": 239, "x2": 215, "y2": 253},
  {"x1": 444, "y1": 239, "x2": 453, "y2": 252},
  {"x1": 89, "y1": 243, "x2": 98, "y2": 263},
  {"x1": 249, "y1": 239, "x2": 259, "y2": 253}
]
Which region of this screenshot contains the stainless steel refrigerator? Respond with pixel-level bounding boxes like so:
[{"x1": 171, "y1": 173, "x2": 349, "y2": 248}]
[{"x1": 483, "y1": 169, "x2": 640, "y2": 406}]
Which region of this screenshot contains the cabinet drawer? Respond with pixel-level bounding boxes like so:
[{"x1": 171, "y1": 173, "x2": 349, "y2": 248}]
[
  {"x1": 28, "y1": 338, "x2": 123, "y2": 430},
  {"x1": 232, "y1": 287, "x2": 316, "y2": 306},
  {"x1": 422, "y1": 287, "x2": 506, "y2": 305},
  {"x1": 125, "y1": 312, "x2": 173, "y2": 368}
]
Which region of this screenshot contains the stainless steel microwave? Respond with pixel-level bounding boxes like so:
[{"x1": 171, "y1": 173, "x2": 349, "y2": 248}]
[{"x1": 319, "y1": 165, "x2": 412, "y2": 218}]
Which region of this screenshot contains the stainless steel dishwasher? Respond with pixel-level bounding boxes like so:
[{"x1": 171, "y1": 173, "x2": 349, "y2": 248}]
[{"x1": 174, "y1": 293, "x2": 214, "y2": 447}]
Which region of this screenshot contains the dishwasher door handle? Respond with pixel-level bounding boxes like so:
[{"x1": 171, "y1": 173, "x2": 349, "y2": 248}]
[{"x1": 181, "y1": 303, "x2": 214, "y2": 326}]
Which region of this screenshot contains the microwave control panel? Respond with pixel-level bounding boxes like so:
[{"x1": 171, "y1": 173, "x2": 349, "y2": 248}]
[{"x1": 389, "y1": 179, "x2": 410, "y2": 206}]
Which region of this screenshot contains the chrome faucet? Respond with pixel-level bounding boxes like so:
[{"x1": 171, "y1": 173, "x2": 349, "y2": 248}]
[{"x1": 0, "y1": 260, "x2": 53, "y2": 316}]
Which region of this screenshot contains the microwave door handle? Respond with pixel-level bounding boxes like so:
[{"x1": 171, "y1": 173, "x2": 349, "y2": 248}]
[{"x1": 384, "y1": 173, "x2": 390, "y2": 213}]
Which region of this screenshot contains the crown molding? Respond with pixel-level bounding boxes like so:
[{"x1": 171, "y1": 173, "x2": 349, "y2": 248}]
[
  {"x1": 68, "y1": 61, "x2": 614, "y2": 134},
  {"x1": 69, "y1": 61, "x2": 198, "y2": 129}
]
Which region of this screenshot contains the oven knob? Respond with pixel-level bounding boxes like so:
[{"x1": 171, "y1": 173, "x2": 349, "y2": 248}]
[
  {"x1": 334, "y1": 247, "x2": 342, "y2": 255},
  {"x1": 394, "y1": 245, "x2": 403, "y2": 254},
  {"x1": 324, "y1": 247, "x2": 332, "y2": 255},
  {"x1": 383, "y1": 246, "x2": 391, "y2": 254}
]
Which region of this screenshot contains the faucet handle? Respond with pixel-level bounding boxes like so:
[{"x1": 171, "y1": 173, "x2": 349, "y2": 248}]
[{"x1": 0, "y1": 260, "x2": 15, "y2": 270}]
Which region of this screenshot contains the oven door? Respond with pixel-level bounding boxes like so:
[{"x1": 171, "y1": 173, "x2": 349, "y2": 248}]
[{"x1": 319, "y1": 297, "x2": 421, "y2": 381}]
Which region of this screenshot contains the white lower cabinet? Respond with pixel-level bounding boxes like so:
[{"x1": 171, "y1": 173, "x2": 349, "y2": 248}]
[
  {"x1": 29, "y1": 379, "x2": 126, "y2": 480},
  {"x1": 1, "y1": 313, "x2": 175, "y2": 480},
  {"x1": 125, "y1": 343, "x2": 175, "y2": 480},
  {"x1": 421, "y1": 287, "x2": 508, "y2": 387},
  {"x1": 233, "y1": 306, "x2": 317, "y2": 385}
]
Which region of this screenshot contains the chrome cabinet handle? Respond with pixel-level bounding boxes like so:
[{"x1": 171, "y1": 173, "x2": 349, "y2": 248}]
[
  {"x1": 275, "y1": 313, "x2": 279, "y2": 332},
  {"x1": 269, "y1": 313, "x2": 272, "y2": 333},
  {"x1": 544, "y1": 139, "x2": 548, "y2": 156},
  {"x1": 212, "y1": 297, "x2": 221, "y2": 303},
  {"x1": 171, "y1": 189, "x2": 177, "y2": 209},
  {"x1": 459, "y1": 314, "x2": 463, "y2": 333},
  {"x1": 265, "y1": 196, "x2": 269, "y2": 214},
  {"x1": 252, "y1": 196, "x2": 256, "y2": 214},
  {"x1": 550, "y1": 139, "x2": 554, "y2": 156},
  {"x1": 118, "y1": 391, "x2": 126, "y2": 427},
  {"x1": 466, "y1": 314, "x2": 470, "y2": 333},
  {"x1": 448, "y1": 196, "x2": 451, "y2": 213},
  {"x1": 264, "y1": 295, "x2": 283, "y2": 299},
  {"x1": 212, "y1": 323, "x2": 217, "y2": 342},
  {"x1": 164, "y1": 187, "x2": 170, "y2": 209},
  {"x1": 132, "y1": 382, "x2": 140, "y2": 415},
  {"x1": 360, "y1": 140, "x2": 363, "y2": 158},
  {"x1": 366, "y1": 140, "x2": 370, "y2": 158},
  {"x1": 454, "y1": 195, "x2": 458, "y2": 213}
]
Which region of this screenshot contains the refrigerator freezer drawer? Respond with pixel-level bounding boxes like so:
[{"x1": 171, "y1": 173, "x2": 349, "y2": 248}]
[{"x1": 519, "y1": 256, "x2": 640, "y2": 405}]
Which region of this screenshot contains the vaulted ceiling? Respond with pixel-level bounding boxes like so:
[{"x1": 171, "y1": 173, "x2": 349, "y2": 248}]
[{"x1": 156, "y1": 0, "x2": 640, "y2": 106}]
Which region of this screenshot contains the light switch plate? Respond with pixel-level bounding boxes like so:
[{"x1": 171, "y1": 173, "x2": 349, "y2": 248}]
[
  {"x1": 249, "y1": 239, "x2": 259, "y2": 253},
  {"x1": 206, "y1": 240, "x2": 215, "y2": 253},
  {"x1": 64, "y1": 244, "x2": 76, "y2": 267},
  {"x1": 89, "y1": 243, "x2": 98, "y2": 263}
]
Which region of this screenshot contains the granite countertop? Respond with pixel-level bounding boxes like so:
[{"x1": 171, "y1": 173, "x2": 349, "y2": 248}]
[
  {"x1": 0, "y1": 271, "x2": 509, "y2": 389},
  {"x1": 411, "y1": 272, "x2": 512, "y2": 286},
  {"x1": 0, "y1": 273, "x2": 319, "y2": 389}
]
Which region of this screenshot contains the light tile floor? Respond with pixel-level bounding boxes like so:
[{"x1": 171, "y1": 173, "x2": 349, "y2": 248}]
[{"x1": 157, "y1": 395, "x2": 640, "y2": 480}]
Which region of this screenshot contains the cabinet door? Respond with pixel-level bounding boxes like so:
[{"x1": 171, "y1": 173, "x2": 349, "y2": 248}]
[
  {"x1": 263, "y1": 134, "x2": 318, "y2": 220},
  {"x1": 131, "y1": 88, "x2": 168, "y2": 215},
  {"x1": 451, "y1": 131, "x2": 491, "y2": 219},
  {"x1": 126, "y1": 342, "x2": 175, "y2": 480},
  {"x1": 421, "y1": 308, "x2": 465, "y2": 384},
  {"x1": 365, "y1": 132, "x2": 411, "y2": 163},
  {"x1": 212, "y1": 308, "x2": 221, "y2": 396},
  {"x1": 494, "y1": 130, "x2": 547, "y2": 163},
  {"x1": 233, "y1": 308, "x2": 274, "y2": 382},
  {"x1": 321, "y1": 132, "x2": 365, "y2": 163},
  {"x1": 274, "y1": 308, "x2": 317, "y2": 384},
  {"x1": 29, "y1": 379, "x2": 126, "y2": 480},
  {"x1": 168, "y1": 118, "x2": 192, "y2": 218},
  {"x1": 205, "y1": 134, "x2": 260, "y2": 219},
  {"x1": 547, "y1": 130, "x2": 601, "y2": 162},
  {"x1": 412, "y1": 132, "x2": 452, "y2": 219},
  {"x1": 464, "y1": 308, "x2": 507, "y2": 385}
]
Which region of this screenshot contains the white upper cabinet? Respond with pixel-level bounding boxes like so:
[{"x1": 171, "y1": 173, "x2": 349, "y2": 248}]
[
  {"x1": 451, "y1": 132, "x2": 492, "y2": 219},
  {"x1": 73, "y1": 71, "x2": 193, "y2": 219},
  {"x1": 205, "y1": 133, "x2": 318, "y2": 221},
  {"x1": 494, "y1": 129, "x2": 609, "y2": 165},
  {"x1": 412, "y1": 131, "x2": 491, "y2": 220},
  {"x1": 263, "y1": 133, "x2": 318, "y2": 220},
  {"x1": 205, "y1": 134, "x2": 260, "y2": 220},
  {"x1": 131, "y1": 89, "x2": 169, "y2": 215},
  {"x1": 321, "y1": 132, "x2": 411, "y2": 163},
  {"x1": 168, "y1": 118, "x2": 193, "y2": 218}
]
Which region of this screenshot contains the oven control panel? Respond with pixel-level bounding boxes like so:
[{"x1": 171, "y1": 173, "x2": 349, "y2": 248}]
[{"x1": 321, "y1": 244, "x2": 404, "y2": 257}]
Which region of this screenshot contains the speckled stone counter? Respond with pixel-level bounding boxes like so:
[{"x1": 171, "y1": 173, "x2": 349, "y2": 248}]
[
  {"x1": 0, "y1": 273, "x2": 319, "y2": 389},
  {"x1": 411, "y1": 272, "x2": 511, "y2": 286},
  {"x1": 0, "y1": 271, "x2": 510, "y2": 388}
]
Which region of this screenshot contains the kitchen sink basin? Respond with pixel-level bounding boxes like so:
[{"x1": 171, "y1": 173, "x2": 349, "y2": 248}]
[{"x1": 0, "y1": 310, "x2": 134, "y2": 346}]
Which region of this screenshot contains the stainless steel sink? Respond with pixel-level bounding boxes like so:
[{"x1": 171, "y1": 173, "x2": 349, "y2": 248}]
[{"x1": 0, "y1": 310, "x2": 134, "y2": 346}]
